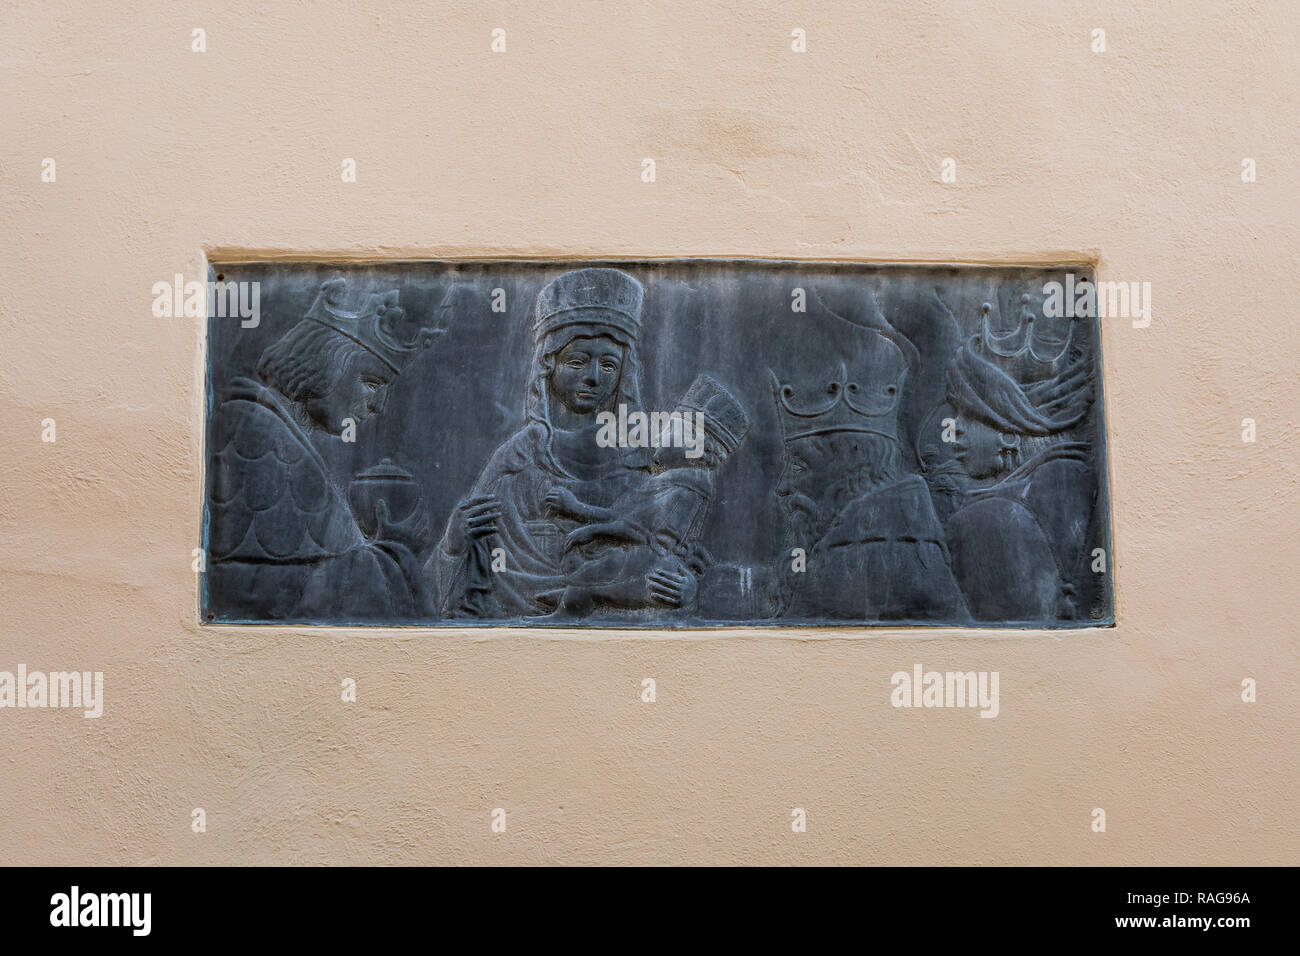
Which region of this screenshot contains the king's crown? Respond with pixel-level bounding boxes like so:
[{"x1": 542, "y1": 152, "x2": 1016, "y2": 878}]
[
  {"x1": 769, "y1": 286, "x2": 911, "y2": 445},
  {"x1": 980, "y1": 280, "x2": 1080, "y2": 382},
  {"x1": 305, "y1": 272, "x2": 443, "y2": 373}
]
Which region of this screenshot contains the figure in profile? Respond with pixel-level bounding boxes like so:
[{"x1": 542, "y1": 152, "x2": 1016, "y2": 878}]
[
  {"x1": 205, "y1": 274, "x2": 441, "y2": 621},
  {"x1": 943, "y1": 283, "x2": 1098, "y2": 621}
]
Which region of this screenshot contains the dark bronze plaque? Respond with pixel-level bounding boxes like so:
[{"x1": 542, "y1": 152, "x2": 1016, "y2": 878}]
[{"x1": 202, "y1": 260, "x2": 1113, "y2": 627}]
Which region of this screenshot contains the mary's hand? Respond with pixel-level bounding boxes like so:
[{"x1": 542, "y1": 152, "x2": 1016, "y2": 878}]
[
  {"x1": 647, "y1": 565, "x2": 697, "y2": 610},
  {"x1": 443, "y1": 494, "x2": 503, "y2": 555}
]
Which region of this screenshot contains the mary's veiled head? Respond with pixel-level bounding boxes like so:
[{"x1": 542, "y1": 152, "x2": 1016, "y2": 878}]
[{"x1": 525, "y1": 268, "x2": 646, "y2": 433}]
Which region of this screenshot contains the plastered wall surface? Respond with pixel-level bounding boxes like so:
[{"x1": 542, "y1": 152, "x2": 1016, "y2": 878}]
[{"x1": 1, "y1": 1, "x2": 1296, "y2": 865}]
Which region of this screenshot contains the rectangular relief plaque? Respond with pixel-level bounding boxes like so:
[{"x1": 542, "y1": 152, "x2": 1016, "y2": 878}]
[{"x1": 202, "y1": 260, "x2": 1113, "y2": 628}]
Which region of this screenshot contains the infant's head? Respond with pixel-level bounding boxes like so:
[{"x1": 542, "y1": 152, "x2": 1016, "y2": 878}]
[{"x1": 652, "y1": 427, "x2": 729, "y2": 471}]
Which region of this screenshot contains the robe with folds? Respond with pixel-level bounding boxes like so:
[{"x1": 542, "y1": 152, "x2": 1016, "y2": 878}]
[
  {"x1": 780, "y1": 474, "x2": 971, "y2": 623},
  {"x1": 432, "y1": 422, "x2": 652, "y2": 618},
  {"x1": 206, "y1": 377, "x2": 431, "y2": 622},
  {"x1": 944, "y1": 442, "x2": 1094, "y2": 622}
]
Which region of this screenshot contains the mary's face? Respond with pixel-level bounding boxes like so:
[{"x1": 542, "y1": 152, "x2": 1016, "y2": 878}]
[{"x1": 549, "y1": 336, "x2": 623, "y2": 414}]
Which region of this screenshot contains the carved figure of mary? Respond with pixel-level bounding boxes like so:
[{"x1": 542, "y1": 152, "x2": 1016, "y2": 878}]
[{"x1": 430, "y1": 268, "x2": 682, "y2": 618}]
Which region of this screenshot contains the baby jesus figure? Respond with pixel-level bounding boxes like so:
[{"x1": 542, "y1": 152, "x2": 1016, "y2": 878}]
[{"x1": 542, "y1": 374, "x2": 750, "y2": 618}]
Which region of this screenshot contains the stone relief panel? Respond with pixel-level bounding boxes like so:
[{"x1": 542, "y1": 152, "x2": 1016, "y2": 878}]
[{"x1": 202, "y1": 260, "x2": 1113, "y2": 627}]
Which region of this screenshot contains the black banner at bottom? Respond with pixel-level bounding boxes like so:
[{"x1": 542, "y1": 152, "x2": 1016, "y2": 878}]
[{"x1": 1, "y1": 865, "x2": 1277, "y2": 942}]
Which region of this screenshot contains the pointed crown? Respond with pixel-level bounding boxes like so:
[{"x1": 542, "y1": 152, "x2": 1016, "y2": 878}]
[
  {"x1": 982, "y1": 280, "x2": 1080, "y2": 382},
  {"x1": 948, "y1": 278, "x2": 1096, "y2": 437},
  {"x1": 305, "y1": 272, "x2": 442, "y2": 373}
]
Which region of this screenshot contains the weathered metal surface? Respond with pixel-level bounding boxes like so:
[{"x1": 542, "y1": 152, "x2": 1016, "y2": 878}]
[{"x1": 202, "y1": 260, "x2": 1113, "y2": 627}]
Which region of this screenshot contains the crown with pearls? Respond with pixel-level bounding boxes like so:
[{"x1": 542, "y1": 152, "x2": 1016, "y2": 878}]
[{"x1": 980, "y1": 280, "x2": 1080, "y2": 383}]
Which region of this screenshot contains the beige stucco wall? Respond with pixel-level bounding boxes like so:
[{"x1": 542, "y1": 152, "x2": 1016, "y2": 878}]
[{"x1": 2, "y1": 0, "x2": 1296, "y2": 865}]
